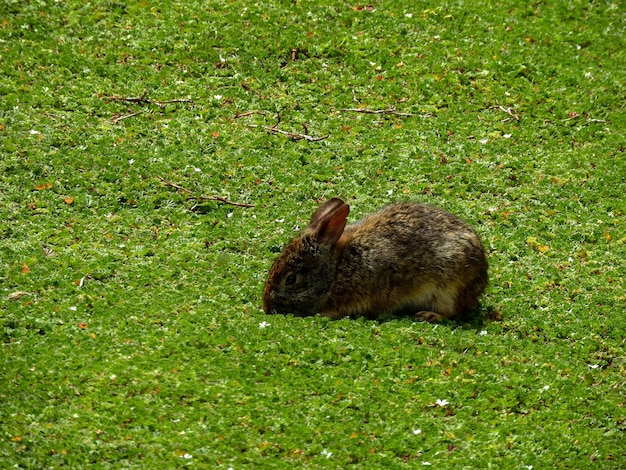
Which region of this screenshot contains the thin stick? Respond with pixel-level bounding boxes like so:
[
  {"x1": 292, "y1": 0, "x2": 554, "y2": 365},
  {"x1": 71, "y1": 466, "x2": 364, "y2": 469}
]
[
  {"x1": 105, "y1": 95, "x2": 194, "y2": 108},
  {"x1": 241, "y1": 82, "x2": 266, "y2": 99},
  {"x1": 191, "y1": 195, "x2": 255, "y2": 208},
  {"x1": 341, "y1": 107, "x2": 415, "y2": 117},
  {"x1": 152, "y1": 98, "x2": 194, "y2": 106},
  {"x1": 488, "y1": 105, "x2": 520, "y2": 121},
  {"x1": 157, "y1": 177, "x2": 193, "y2": 194},
  {"x1": 247, "y1": 124, "x2": 330, "y2": 142},
  {"x1": 157, "y1": 177, "x2": 254, "y2": 208},
  {"x1": 234, "y1": 110, "x2": 267, "y2": 118}
]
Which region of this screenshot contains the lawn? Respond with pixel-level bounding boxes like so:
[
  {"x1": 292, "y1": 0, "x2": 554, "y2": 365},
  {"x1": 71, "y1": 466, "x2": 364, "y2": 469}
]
[{"x1": 1, "y1": 0, "x2": 625, "y2": 467}]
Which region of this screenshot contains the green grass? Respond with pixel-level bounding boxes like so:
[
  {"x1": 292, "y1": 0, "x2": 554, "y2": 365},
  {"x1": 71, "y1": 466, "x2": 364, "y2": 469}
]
[{"x1": 1, "y1": 0, "x2": 625, "y2": 467}]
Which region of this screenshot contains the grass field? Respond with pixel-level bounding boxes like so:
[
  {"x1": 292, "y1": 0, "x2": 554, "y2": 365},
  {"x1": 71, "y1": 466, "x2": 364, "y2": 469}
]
[{"x1": 1, "y1": 0, "x2": 625, "y2": 467}]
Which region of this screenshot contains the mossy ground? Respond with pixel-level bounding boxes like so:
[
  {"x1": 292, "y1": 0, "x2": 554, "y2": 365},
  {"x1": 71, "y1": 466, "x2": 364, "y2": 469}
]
[{"x1": 1, "y1": 0, "x2": 625, "y2": 467}]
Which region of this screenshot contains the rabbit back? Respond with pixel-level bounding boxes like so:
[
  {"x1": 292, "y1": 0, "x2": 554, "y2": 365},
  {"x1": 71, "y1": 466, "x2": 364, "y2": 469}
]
[
  {"x1": 324, "y1": 203, "x2": 487, "y2": 320},
  {"x1": 263, "y1": 199, "x2": 487, "y2": 321}
]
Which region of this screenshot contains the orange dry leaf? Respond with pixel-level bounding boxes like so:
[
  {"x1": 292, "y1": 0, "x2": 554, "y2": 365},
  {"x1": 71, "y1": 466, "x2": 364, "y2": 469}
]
[
  {"x1": 34, "y1": 182, "x2": 51, "y2": 191},
  {"x1": 64, "y1": 197, "x2": 74, "y2": 204},
  {"x1": 78, "y1": 323, "x2": 88, "y2": 329},
  {"x1": 21, "y1": 264, "x2": 30, "y2": 274}
]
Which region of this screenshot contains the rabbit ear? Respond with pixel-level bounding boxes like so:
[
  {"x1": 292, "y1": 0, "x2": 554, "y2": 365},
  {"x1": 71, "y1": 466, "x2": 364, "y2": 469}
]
[{"x1": 307, "y1": 198, "x2": 350, "y2": 247}]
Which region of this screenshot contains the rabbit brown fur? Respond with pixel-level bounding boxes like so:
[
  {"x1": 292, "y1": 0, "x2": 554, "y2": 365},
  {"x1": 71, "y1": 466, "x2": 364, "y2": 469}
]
[{"x1": 262, "y1": 198, "x2": 488, "y2": 322}]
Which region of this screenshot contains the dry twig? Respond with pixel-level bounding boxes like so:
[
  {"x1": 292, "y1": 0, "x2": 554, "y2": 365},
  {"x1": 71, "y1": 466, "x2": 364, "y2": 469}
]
[
  {"x1": 238, "y1": 111, "x2": 328, "y2": 141},
  {"x1": 234, "y1": 110, "x2": 267, "y2": 119},
  {"x1": 158, "y1": 177, "x2": 254, "y2": 208},
  {"x1": 341, "y1": 107, "x2": 415, "y2": 117},
  {"x1": 489, "y1": 105, "x2": 520, "y2": 121},
  {"x1": 247, "y1": 124, "x2": 330, "y2": 142},
  {"x1": 241, "y1": 82, "x2": 266, "y2": 99},
  {"x1": 111, "y1": 111, "x2": 144, "y2": 123},
  {"x1": 105, "y1": 95, "x2": 194, "y2": 108},
  {"x1": 192, "y1": 195, "x2": 255, "y2": 208}
]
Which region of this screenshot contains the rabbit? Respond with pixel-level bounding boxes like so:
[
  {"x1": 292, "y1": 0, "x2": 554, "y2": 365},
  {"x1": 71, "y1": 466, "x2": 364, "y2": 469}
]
[{"x1": 262, "y1": 198, "x2": 488, "y2": 322}]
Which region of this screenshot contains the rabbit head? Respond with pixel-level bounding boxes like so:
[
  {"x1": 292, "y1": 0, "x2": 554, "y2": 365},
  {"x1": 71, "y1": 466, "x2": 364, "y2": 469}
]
[{"x1": 262, "y1": 198, "x2": 349, "y2": 316}]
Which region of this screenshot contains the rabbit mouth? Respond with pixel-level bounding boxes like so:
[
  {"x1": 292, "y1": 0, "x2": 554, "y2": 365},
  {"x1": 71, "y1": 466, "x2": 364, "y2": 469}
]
[
  {"x1": 262, "y1": 295, "x2": 317, "y2": 317},
  {"x1": 262, "y1": 298, "x2": 276, "y2": 314}
]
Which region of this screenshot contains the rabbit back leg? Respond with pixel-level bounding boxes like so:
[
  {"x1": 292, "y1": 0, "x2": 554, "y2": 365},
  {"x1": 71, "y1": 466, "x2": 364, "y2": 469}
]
[
  {"x1": 393, "y1": 282, "x2": 459, "y2": 322},
  {"x1": 410, "y1": 277, "x2": 484, "y2": 323}
]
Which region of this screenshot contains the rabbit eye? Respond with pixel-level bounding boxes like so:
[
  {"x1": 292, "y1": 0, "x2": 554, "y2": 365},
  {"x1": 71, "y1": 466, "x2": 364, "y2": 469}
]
[{"x1": 285, "y1": 273, "x2": 297, "y2": 286}]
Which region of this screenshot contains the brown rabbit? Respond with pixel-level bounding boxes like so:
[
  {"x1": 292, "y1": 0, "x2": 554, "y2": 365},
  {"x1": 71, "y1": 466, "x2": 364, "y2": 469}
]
[{"x1": 262, "y1": 198, "x2": 488, "y2": 322}]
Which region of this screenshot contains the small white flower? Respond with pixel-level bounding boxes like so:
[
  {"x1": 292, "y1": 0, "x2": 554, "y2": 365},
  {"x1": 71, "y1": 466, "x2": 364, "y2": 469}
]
[
  {"x1": 422, "y1": 462, "x2": 432, "y2": 466},
  {"x1": 503, "y1": 133, "x2": 512, "y2": 138},
  {"x1": 194, "y1": 167, "x2": 201, "y2": 172},
  {"x1": 387, "y1": 189, "x2": 393, "y2": 195},
  {"x1": 276, "y1": 218, "x2": 285, "y2": 223},
  {"x1": 321, "y1": 449, "x2": 332, "y2": 458},
  {"x1": 259, "y1": 321, "x2": 270, "y2": 329},
  {"x1": 541, "y1": 385, "x2": 550, "y2": 392},
  {"x1": 213, "y1": 95, "x2": 223, "y2": 100},
  {"x1": 435, "y1": 398, "x2": 449, "y2": 407},
  {"x1": 29, "y1": 129, "x2": 40, "y2": 135},
  {"x1": 227, "y1": 212, "x2": 233, "y2": 218},
  {"x1": 182, "y1": 453, "x2": 192, "y2": 459},
  {"x1": 479, "y1": 138, "x2": 489, "y2": 144},
  {"x1": 405, "y1": 13, "x2": 413, "y2": 18},
  {"x1": 73, "y1": 413, "x2": 79, "y2": 418},
  {"x1": 128, "y1": 159, "x2": 135, "y2": 165},
  {"x1": 412, "y1": 429, "x2": 422, "y2": 435},
  {"x1": 479, "y1": 330, "x2": 488, "y2": 336},
  {"x1": 588, "y1": 364, "x2": 600, "y2": 369},
  {"x1": 109, "y1": 374, "x2": 116, "y2": 380}
]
